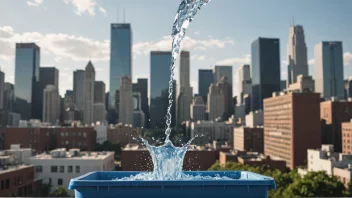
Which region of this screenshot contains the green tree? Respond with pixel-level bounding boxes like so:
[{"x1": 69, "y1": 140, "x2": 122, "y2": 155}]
[
  {"x1": 50, "y1": 186, "x2": 70, "y2": 197},
  {"x1": 344, "y1": 182, "x2": 352, "y2": 197},
  {"x1": 283, "y1": 171, "x2": 345, "y2": 197}
]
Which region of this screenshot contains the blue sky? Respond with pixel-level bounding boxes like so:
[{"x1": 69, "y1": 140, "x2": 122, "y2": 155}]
[{"x1": 0, "y1": 0, "x2": 352, "y2": 96}]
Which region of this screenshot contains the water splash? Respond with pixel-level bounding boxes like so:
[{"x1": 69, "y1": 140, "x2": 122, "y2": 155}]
[{"x1": 117, "y1": 0, "x2": 213, "y2": 181}]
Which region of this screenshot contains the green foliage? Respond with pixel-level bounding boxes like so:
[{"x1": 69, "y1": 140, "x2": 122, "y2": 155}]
[
  {"x1": 50, "y1": 186, "x2": 70, "y2": 197},
  {"x1": 209, "y1": 161, "x2": 346, "y2": 198}
]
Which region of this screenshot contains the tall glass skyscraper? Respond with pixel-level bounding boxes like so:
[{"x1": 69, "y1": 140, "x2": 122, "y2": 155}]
[
  {"x1": 150, "y1": 51, "x2": 176, "y2": 129},
  {"x1": 109, "y1": 23, "x2": 132, "y2": 121},
  {"x1": 251, "y1": 37, "x2": 281, "y2": 111},
  {"x1": 314, "y1": 42, "x2": 344, "y2": 99},
  {"x1": 198, "y1": 69, "x2": 213, "y2": 104},
  {"x1": 213, "y1": 66, "x2": 233, "y2": 85},
  {"x1": 14, "y1": 43, "x2": 40, "y2": 120}
]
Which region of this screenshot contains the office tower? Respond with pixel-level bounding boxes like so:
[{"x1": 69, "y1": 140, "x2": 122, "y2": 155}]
[
  {"x1": 263, "y1": 92, "x2": 321, "y2": 169},
  {"x1": 236, "y1": 65, "x2": 252, "y2": 105},
  {"x1": 320, "y1": 100, "x2": 352, "y2": 152},
  {"x1": 37, "y1": 67, "x2": 59, "y2": 119},
  {"x1": 218, "y1": 76, "x2": 233, "y2": 119},
  {"x1": 177, "y1": 51, "x2": 193, "y2": 125},
  {"x1": 346, "y1": 78, "x2": 352, "y2": 99},
  {"x1": 119, "y1": 76, "x2": 133, "y2": 125},
  {"x1": 214, "y1": 65, "x2": 233, "y2": 85},
  {"x1": 251, "y1": 37, "x2": 281, "y2": 111},
  {"x1": 73, "y1": 70, "x2": 85, "y2": 112},
  {"x1": 14, "y1": 43, "x2": 40, "y2": 120},
  {"x1": 94, "y1": 81, "x2": 106, "y2": 104},
  {"x1": 3, "y1": 83, "x2": 14, "y2": 112},
  {"x1": 287, "y1": 25, "x2": 308, "y2": 85},
  {"x1": 280, "y1": 80, "x2": 287, "y2": 91},
  {"x1": 132, "y1": 78, "x2": 149, "y2": 128},
  {"x1": 84, "y1": 61, "x2": 95, "y2": 125},
  {"x1": 198, "y1": 69, "x2": 213, "y2": 103},
  {"x1": 314, "y1": 42, "x2": 344, "y2": 99},
  {"x1": 190, "y1": 96, "x2": 206, "y2": 121},
  {"x1": 207, "y1": 84, "x2": 224, "y2": 121},
  {"x1": 133, "y1": 92, "x2": 145, "y2": 128},
  {"x1": 64, "y1": 90, "x2": 74, "y2": 110},
  {"x1": 0, "y1": 71, "x2": 4, "y2": 109},
  {"x1": 150, "y1": 51, "x2": 174, "y2": 129},
  {"x1": 287, "y1": 75, "x2": 315, "y2": 93},
  {"x1": 42, "y1": 85, "x2": 60, "y2": 124},
  {"x1": 109, "y1": 23, "x2": 132, "y2": 116},
  {"x1": 94, "y1": 103, "x2": 106, "y2": 124}
]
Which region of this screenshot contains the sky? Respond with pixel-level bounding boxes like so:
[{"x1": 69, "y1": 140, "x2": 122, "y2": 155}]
[{"x1": 0, "y1": 0, "x2": 352, "y2": 96}]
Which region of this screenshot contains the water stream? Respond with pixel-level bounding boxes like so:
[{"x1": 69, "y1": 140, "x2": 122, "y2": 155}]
[{"x1": 116, "y1": 0, "x2": 235, "y2": 181}]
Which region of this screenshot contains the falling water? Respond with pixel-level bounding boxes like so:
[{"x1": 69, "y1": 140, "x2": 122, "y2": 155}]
[{"x1": 116, "y1": 0, "x2": 235, "y2": 181}]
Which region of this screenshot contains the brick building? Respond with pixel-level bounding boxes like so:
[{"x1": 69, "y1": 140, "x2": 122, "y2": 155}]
[
  {"x1": 107, "y1": 124, "x2": 140, "y2": 147},
  {"x1": 234, "y1": 127, "x2": 264, "y2": 153},
  {"x1": 321, "y1": 100, "x2": 352, "y2": 152},
  {"x1": 5, "y1": 127, "x2": 96, "y2": 152},
  {"x1": 342, "y1": 121, "x2": 352, "y2": 154},
  {"x1": 0, "y1": 165, "x2": 42, "y2": 197},
  {"x1": 263, "y1": 92, "x2": 321, "y2": 169}
]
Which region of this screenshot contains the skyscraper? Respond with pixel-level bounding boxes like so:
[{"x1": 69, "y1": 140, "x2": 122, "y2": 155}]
[
  {"x1": 218, "y1": 76, "x2": 233, "y2": 119},
  {"x1": 133, "y1": 92, "x2": 145, "y2": 128},
  {"x1": 198, "y1": 69, "x2": 213, "y2": 103},
  {"x1": 63, "y1": 90, "x2": 74, "y2": 110},
  {"x1": 109, "y1": 23, "x2": 132, "y2": 118},
  {"x1": 214, "y1": 65, "x2": 233, "y2": 85},
  {"x1": 93, "y1": 103, "x2": 106, "y2": 124},
  {"x1": 42, "y1": 85, "x2": 60, "y2": 124},
  {"x1": 37, "y1": 67, "x2": 59, "y2": 119},
  {"x1": 190, "y1": 96, "x2": 206, "y2": 121},
  {"x1": 251, "y1": 37, "x2": 281, "y2": 111},
  {"x1": 84, "y1": 61, "x2": 95, "y2": 125},
  {"x1": 177, "y1": 51, "x2": 193, "y2": 126},
  {"x1": 73, "y1": 70, "x2": 85, "y2": 112},
  {"x1": 3, "y1": 83, "x2": 14, "y2": 112},
  {"x1": 314, "y1": 42, "x2": 344, "y2": 99},
  {"x1": 0, "y1": 71, "x2": 4, "y2": 109},
  {"x1": 236, "y1": 64, "x2": 252, "y2": 105},
  {"x1": 287, "y1": 25, "x2": 308, "y2": 85},
  {"x1": 132, "y1": 78, "x2": 149, "y2": 128},
  {"x1": 150, "y1": 51, "x2": 174, "y2": 129},
  {"x1": 14, "y1": 43, "x2": 40, "y2": 120},
  {"x1": 94, "y1": 81, "x2": 106, "y2": 104},
  {"x1": 207, "y1": 84, "x2": 224, "y2": 121},
  {"x1": 119, "y1": 76, "x2": 133, "y2": 125}
]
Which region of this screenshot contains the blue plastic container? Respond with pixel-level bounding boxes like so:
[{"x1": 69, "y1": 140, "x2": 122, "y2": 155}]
[{"x1": 68, "y1": 171, "x2": 276, "y2": 198}]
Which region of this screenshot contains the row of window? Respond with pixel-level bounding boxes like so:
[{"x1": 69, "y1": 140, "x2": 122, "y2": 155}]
[
  {"x1": 36, "y1": 165, "x2": 80, "y2": 173},
  {"x1": 60, "y1": 140, "x2": 87, "y2": 146},
  {"x1": 0, "y1": 173, "x2": 33, "y2": 191},
  {"x1": 60, "y1": 132, "x2": 87, "y2": 137}
]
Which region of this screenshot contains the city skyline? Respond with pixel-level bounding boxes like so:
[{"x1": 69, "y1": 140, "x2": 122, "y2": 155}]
[{"x1": 1, "y1": 0, "x2": 352, "y2": 96}]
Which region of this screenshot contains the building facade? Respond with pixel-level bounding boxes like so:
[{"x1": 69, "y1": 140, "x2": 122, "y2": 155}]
[
  {"x1": 213, "y1": 65, "x2": 233, "y2": 85},
  {"x1": 107, "y1": 124, "x2": 140, "y2": 146},
  {"x1": 207, "y1": 84, "x2": 224, "y2": 121},
  {"x1": 234, "y1": 127, "x2": 264, "y2": 153},
  {"x1": 218, "y1": 76, "x2": 233, "y2": 119},
  {"x1": 287, "y1": 74, "x2": 315, "y2": 93},
  {"x1": 119, "y1": 76, "x2": 133, "y2": 125},
  {"x1": 84, "y1": 61, "x2": 95, "y2": 125},
  {"x1": 236, "y1": 65, "x2": 252, "y2": 105},
  {"x1": 94, "y1": 81, "x2": 105, "y2": 104},
  {"x1": 93, "y1": 103, "x2": 106, "y2": 124},
  {"x1": 190, "y1": 96, "x2": 206, "y2": 121},
  {"x1": 42, "y1": 85, "x2": 60, "y2": 124},
  {"x1": 190, "y1": 121, "x2": 235, "y2": 145},
  {"x1": 198, "y1": 69, "x2": 213, "y2": 104},
  {"x1": 132, "y1": 78, "x2": 149, "y2": 128},
  {"x1": 73, "y1": 70, "x2": 85, "y2": 113}
]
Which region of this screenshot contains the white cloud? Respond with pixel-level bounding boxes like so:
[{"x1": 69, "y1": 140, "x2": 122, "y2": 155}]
[
  {"x1": 191, "y1": 80, "x2": 198, "y2": 94},
  {"x1": 216, "y1": 54, "x2": 251, "y2": 66},
  {"x1": 95, "y1": 67, "x2": 104, "y2": 72},
  {"x1": 98, "y1": 6, "x2": 107, "y2": 17},
  {"x1": 191, "y1": 55, "x2": 206, "y2": 61},
  {"x1": 308, "y1": 58, "x2": 315, "y2": 65},
  {"x1": 27, "y1": 0, "x2": 43, "y2": 7},
  {"x1": 344, "y1": 52, "x2": 352, "y2": 66},
  {"x1": 63, "y1": 0, "x2": 97, "y2": 16},
  {"x1": 194, "y1": 31, "x2": 200, "y2": 35}
]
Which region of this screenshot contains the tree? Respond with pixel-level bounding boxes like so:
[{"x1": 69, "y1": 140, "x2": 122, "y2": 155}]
[
  {"x1": 50, "y1": 186, "x2": 70, "y2": 197},
  {"x1": 344, "y1": 182, "x2": 352, "y2": 197}
]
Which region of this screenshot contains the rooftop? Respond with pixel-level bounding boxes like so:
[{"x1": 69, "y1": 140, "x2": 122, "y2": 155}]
[
  {"x1": 0, "y1": 164, "x2": 33, "y2": 174},
  {"x1": 30, "y1": 148, "x2": 114, "y2": 160}
]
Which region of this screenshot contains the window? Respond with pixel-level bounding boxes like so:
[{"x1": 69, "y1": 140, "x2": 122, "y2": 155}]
[
  {"x1": 78, "y1": 132, "x2": 82, "y2": 136},
  {"x1": 61, "y1": 132, "x2": 64, "y2": 137},
  {"x1": 83, "y1": 132, "x2": 87, "y2": 138},
  {"x1": 58, "y1": 179, "x2": 63, "y2": 185},
  {"x1": 66, "y1": 141, "x2": 69, "y2": 145},
  {"x1": 76, "y1": 166, "x2": 80, "y2": 173},
  {"x1": 1, "y1": 180, "x2": 4, "y2": 190},
  {"x1": 66, "y1": 132, "x2": 68, "y2": 136},
  {"x1": 68, "y1": 166, "x2": 73, "y2": 173},
  {"x1": 13, "y1": 177, "x2": 16, "y2": 186},
  {"x1": 60, "y1": 166, "x2": 64, "y2": 173},
  {"x1": 51, "y1": 166, "x2": 58, "y2": 173},
  {"x1": 35, "y1": 166, "x2": 42, "y2": 173},
  {"x1": 5, "y1": 179, "x2": 9, "y2": 189},
  {"x1": 49, "y1": 178, "x2": 52, "y2": 184}
]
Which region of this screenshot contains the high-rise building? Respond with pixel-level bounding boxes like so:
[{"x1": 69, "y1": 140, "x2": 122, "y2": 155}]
[
  {"x1": 42, "y1": 85, "x2": 60, "y2": 124},
  {"x1": 93, "y1": 103, "x2": 106, "y2": 124},
  {"x1": 314, "y1": 42, "x2": 344, "y2": 99},
  {"x1": 132, "y1": 78, "x2": 149, "y2": 128},
  {"x1": 177, "y1": 51, "x2": 193, "y2": 125},
  {"x1": 236, "y1": 65, "x2": 252, "y2": 105},
  {"x1": 218, "y1": 76, "x2": 233, "y2": 119},
  {"x1": 207, "y1": 84, "x2": 224, "y2": 121},
  {"x1": 37, "y1": 67, "x2": 59, "y2": 119},
  {"x1": 73, "y1": 70, "x2": 85, "y2": 112},
  {"x1": 213, "y1": 66, "x2": 233, "y2": 86},
  {"x1": 280, "y1": 80, "x2": 287, "y2": 91},
  {"x1": 346, "y1": 77, "x2": 352, "y2": 99},
  {"x1": 94, "y1": 81, "x2": 106, "y2": 104},
  {"x1": 287, "y1": 25, "x2": 308, "y2": 85},
  {"x1": 150, "y1": 51, "x2": 173, "y2": 129},
  {"x1": 133, "y1": 92, "x2": 145, "y2": 128},
  {"x1": 109, "y1": 23, "x2": 132, "y2": 114},
  {"x1": 14, "y1": 43, "x2": 40, "y2": 120},
  {"x1": 263, "y1": 92, "x2": 321, "y2": 169},
  {"x1": 198, "y1": 69, "x2": 213, "y2": 103},
  {"x1": 0, "y1": 71, "x2": 4, "y2": 109},
  {"x1": 251, "y1": 37, "x2": 281, "y2": 111},
  {"x1": 63, "y1": 90, "x2": 74, "y2": 110},
  {"x1": 190, "y1": 96, "x2": 206, "y2": 121},
  {"x1": 119, "y1": 76, "x2": 133, "y2": 125},
  {"x1": 3, "y1": 83, "x2": 14, "y2": 112},
  {"x1": 287, "y1": 75, "x2": 315, "y2": 93},
  {"x1": 84, "y1": 61, "x2": 95, "y2": 125}
]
